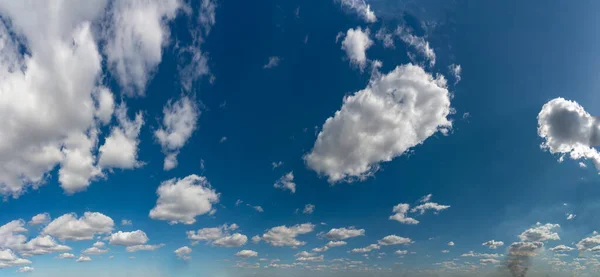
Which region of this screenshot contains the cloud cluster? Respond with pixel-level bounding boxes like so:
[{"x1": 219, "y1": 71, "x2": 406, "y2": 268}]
[
  {"x1": 336, "y1": 0, "x2": 377, "y2": 23},
  {"x1": 390, "y1": 195, "x2": 450, "y2": 224},
  {"x1": 260, "y1": 223, "x2": 315, "y2": 247},
  {"x1": 305, "y1": 64, "x2": 452, "y2": 183},
  {"x1": 149, "y1": 175, "x2": 220, "y2": 224},
  {"x1": 324, "y1": 227, "x2": 365, "y2": 240},
  {"x1": 187, "y1": 224, "x2": 246, "y2": 247},
  {"x1": 274, "y1": 171, "x2": 296, "y2": 193},
  {"x1": 175, "y1": 246, "x2": 192, "y2": 260},
  {"x1": 340, "y1": 27, "x2": 373, "y2": 70},
  {"x1": 43, "y1": 212, "x2": 114, "y2": 241},
  {"x1": 538, "y1": 98, "x2": 600, "y2": 170},
  {"x1": 377, "y1": 235, "x2": 412, "y2": 246}
]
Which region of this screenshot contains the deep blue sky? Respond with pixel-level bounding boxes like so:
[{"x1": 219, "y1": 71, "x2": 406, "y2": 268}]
[{"x1": 1, "y1": 0, "x2": 600, "y2": 276}]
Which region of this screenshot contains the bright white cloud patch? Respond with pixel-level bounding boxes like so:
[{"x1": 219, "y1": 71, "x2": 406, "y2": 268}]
[
  {"x1": 274, "y1": 171, "x2": 296, "y2": 193},
  {"x1": 324, "y1": 227, "x2": 365, "y2": 240},
  {"x1": 149, "y1": 175, "x2": 220, "y2": 224},
  {"x1": 375, "y1": 28, "x2": 394, "y2": 48},
  {"x1": 213, "y1": 234, "x2": 248, "y2": 247},
  {"x1": 305, "y1": 64, "x2": 452, "y2": 183},
  {"x1": 97, "y1": 104, "x2": 144, "y2": 169},
  {"x1": 336, "y1": 0, "x2": 377, "y2": 23},
  {"x1": 261, "y1": 223, "x2": 315, "y2": 247},
  {"x1": 28, "y1": 214, "x2": 50, "y2": 226},
  {"x1": 340, "y1": 27, "x2": 373, "y2": 70},
  {"x1": 126, "y1": 244, "x2": 164, "y2": 252},
  {"x1": 175, "y1": 246, "x2": 192, "y2": 260},
  {"x1": 449, "y1": 64, "x2": 462, "y2": 84},
  {"x1": 482, "y1": 240, "x2": 504, "y2": 249},
  {"x1": 58, "y1": 253, "x2": 75, "y2": 259},
  {"x1": 235, "y1": 250, "x2": 258, "y2": 258},
  {"x1": 550, "y1": 245, "x2": 575, "y2": 252},
  {"x1": 537, "y1": 98, "x2": 600, "y2": 170},
  {"x1": 155, "y1": 96, "x2": 200, "y2": 170},
  {"x1": 82, "y1": 246, "x2": 108, "y2": 255},
  {"x1": 350, "y1": 244, "x2": 380, "y2": 253},
  {"x1": 0, "y1": 1, "x2": 132, "y2": 197},
  {"x1": 17, "y1": 266, "x2": 33, "y2": 273},
  {"x1": 576, "y1": 234, "x2": 600, "y2": 251},
  {"x1": 411, "y1": 202, "x2": 451, "y2": 215},
  {"x1": 104, "y1": 0, "x2": 181, "y2": 96},
  {"x1": 395, "y1": 27, "x2": 436, "y2": 67},
  {"x1": 378, "y1": 235, "x2": 412, "y2": 246},
  {"x1": 303, "y1": 204, "x2": 315, "y2": 215},
  {"x1": 76, "y1": 255, "x2": 92, "y2": 262},
  {"x1": 186, "y1": 224, "x2": 245, "y2": 247},
  {"x1": 389, "y1": 204, "x2": 419, "y2": 224},
  {"x1": 108, "y1": 230, "x2": 149, "y2": 246},
  {"x1": 43, "y1": 212, "x2": 114, "y2": 241},
  {"x1": 518, "y1": 223, "x2": 560, "y2": 242}
]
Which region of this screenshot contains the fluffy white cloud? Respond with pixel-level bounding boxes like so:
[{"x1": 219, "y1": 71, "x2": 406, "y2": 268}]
[
  {"x1": 93, "y1": 242, "x2": 105, "y2": 248},
  {"x1": 395, "y1": 27, "x2": 436, "y2": 67},
  {"x1": 43, "y1": 212, "x2": 114, "y2": 241},
  {"x1": 213, "y1": 234, "x2": 248, "y2": 247},
  {"x1": 97, "y1": 104, "x2": 144, "y2": 169},
  {"x1": 296, "y1": 255, "x2": 324, "y2": 262},
  {"x1": 480, "y1": 259, "x2": 500, "y2": 264},
  {"x1": 305, "y1": 64, "x2": 451, "y2": 182},
  {"x1": 303, "y1": 204, "x2": 315, "y2": 215},
  {"x1": 263, "y1": 56, "x2": 281, "y2": 69},
  {"x1": 350, "y1": 244, "x2": 380, "y2": 253},
  {"x1": 482, "y1": 240, "x2": 504, "y2": 249},
  {"x1": 336, "y1": 0, "x2": 377, "y2": 23},
  {"x1": 327, "y1": 241, "x2": 347, "y2": 248},
  {"x1": 0, "y1": 249, "x2": 31, "y2": 269},
  {"x1": 261, "y1": 223, "x2": 315, "y2": 247},
  {"x1": 58, "y1": 253, "x2": 75, "y2": 259},
  {"x1": 567, "y1": 213, "x2": 576, "y2": 220},
  {"x1": 17, "y1": 235, "x2": 72, "y2": 256},
  {"x1": 121, "y1": 219, "x2": 132, "y2": 226},
  {"x1": 411, "y1": 202, "x2": 451, "y2": 215},
  {"x1": 0, "y1": 1, "x2": 131, "y2": 197},
  {"x1": 461, "y1": 251, "x2": 503, "y2": 259},
  {"x1": 274, "y1": 171, "x2": 296, "y2": 193},
  {"x1": 75, "y1": 255, "x2": 92, "y2": 262},
  {"x1": 508, "y1": 241, "x2": 544, "y2": 257},
  {"x1": 126, "y1": 244, "x2": 164, "y2": 252},
  {"x1": 17, "y1": 266, "x2": 34, "y2": 272},
  {"x1": 235, "y1": 250, "x2": 258, "y2": 258},
  {"x1": 378, "y1": 235, "x2": 412, "y2": 246},
  {"x1": 448, "y1": 241, "x2": 455, "y2": 246},
  {"x1": 174, "y1": 246, "x2": 192, "y2": 260},
  {"x1": 324, "y1": 227, "x2": 365, "y2": 240},
  {"x1": 149, "y1": 174, "x2": 220, "y2": 224},
  {"x1": 108, "y1": 230, "x2": 149, "y2": 246},
  {"x1": 550, "y1": 245, "x2": 575, "y2": 252},
  {"x1": 82, "y1": 246, "x2": 108, "y2": 255},
  {"x1": 389, "y1": 204, "x2": 419, "y2": 224},
  {"x1": 576, "y1": 234, "x2": 600, "y2": 251},
  {"x1": 518, "y1": 223, "x2": 560, "y2": 242},
  {"x1": 28, "y1": 214, "x2": 50, "y2": 226},
  {"x1": 537, "y1": 98, "x2": 600, "y2": 170},
  {"x1": 104, "y1": 0, "x2": 181, "y2": 96},
  {"x1": 395, "y1": 250, "x2": 408, "y2": 255},
  {"x1": 340, "y1": 27, "x2": 373, "y2": 70},
  {"x1": 154, "y1": 96, "x2": 199, "y2": 170},
  {"x1": 251, "y1": 235, "x2": 261, "y2": 244}
]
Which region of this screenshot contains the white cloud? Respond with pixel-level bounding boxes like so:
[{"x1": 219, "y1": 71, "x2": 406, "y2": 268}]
[
  {"x1": 97, "y1": 104, "x2": 144, "y2": 169},
  {"x1": 482, "y1": 240, "x2": 504, "y2": 249},
  {"x1": 0, "y1": 249, "x2": 31, "y2": 268},
  {"x1": 261, "y1": 223, "x2": 315, "y2": 247},
  {"x1": 251, "y1": 235, "x2": 261, "y2": 244},
  {"x1": 0, "y1": 1, "x2": 125, "y2": 197},
  {"x1": 82, "y1": 246, "x2": 108, "y2": 255},
  {"x1": 377, "y1": 235, "x2": 413, "y2": 246},
  {"x1": 149, "y1": 174, "x2": 220, "y2": 224},
  {"x1": 303, "y1": 204, "x2": 315, "y2": 215},
  {"x1": 235, "y1": 250, "x2": 258, "y2": 258},
  {"x1": 537, "y1": 98, "x2": 600, "y2": 170},
  {"x1": 441, "y1": 250, "x2": 449, "y2": 253},
  {"x1": 174, "y1": 246, "x2": 192, "y2": 260},
  {"x1": 567, "y1": 213, "x2": 576, "y2": 220},
  {"x1": 252, "y1": 206, "x2": 264, "y2": 213},
  {"x1": 327, "y1": 241, "x2": 347, "y2": 248},
  {"x1": 213, "y1": 234, "x2": 248, "y2": 247},
  {"x1": 550, "y1": 245, "x2": 575, "y2": 252},
  {"x1": 16, "y1": 266, "x2": 33, "y2": 273},
  {"x1": 43, "y1": 212, "x2": 114, "y2": 241},
  {"x1": 104, "y1": 0, "x2": 181, "y2": 96},
  {"x1": 350, "y1": 244, "x2": 380, "y2": 253},
  {"x1": 92, "y1": 242, "x2": 105, "y2": 248},
  {"x1": 411, "y1": 202, "x2": 451, "y2": 215},
  {"x1": 461, "y1": 251, "x2": 503, "y2": 259},
  {"x1": 395, "y1": 250, "x2": 408, "y2": 255},
  {"x1": 507, "y1": 241, "x2": 544, "y2": 257},
  {"x1": 274, "y1": 171, "x2": 296, "y2": 193},
  {"x1": 155, "y1": 96, "x2": 199, "y2": 171},
  {"x1": 305, "y1": 64, "x2": 451, "y2": 182},
  {"x1": 16, "y1": 235, "x2": 72, "y2": 256},
  {"x1": 58, "y1": 253, "x2": 75, "y2": 259},
  {"x1": 448, "y1": 241, "x2": 455, "y2": 246},
  {"x1": 126, "y1": 244, "x2": 164, "y2": 252},
  {"x1": 336, "y1": 0, "x2": 377, "y2": 23},
  {"x1": 324, "y1": 227, "x2": 365, "y2": 240},
  {"x1": 389, "y1": 204, "x2": 419, "y2": 224},
  {"x1": 576, "y1": 234, "x2": 600, "y2": 251},
  {"x1": 272, "y1": 161, "x2": 283, "y2": 169},
  {"x1": 418, "y1": 194, "x2": 433, "y2": 203},
  {"x1": 263, "y1": 56, "x2": 281, "y2": 69},
  {"x1": 76, "y1": 255, "x2": 92, "y2": 262},
  {"x1": 121, "y1": 219, "x2": 132, "y2": 226},
  {"x1": 297, "y1": 255, "x2": 324, "y2": 262},
  {"x1": 28, "y1": 214, "x2": 50, "y2": 226},
  {"x1": 395, "y1": 27, "x2": 436, "y2": 67},
  {"x1": 518, "y1": 223, "x2": 560, "y2": 242},
  {"x1": 448, "y1": 64, "x2": 462, "y2": 84},
  {"x1": 375, "y1": 28, "x2": 394, "y2": 48},
  {"x1": 340, "y1": 27, "x2": 373, "y2": 70},
  {"x1": 480, "y1": 259, "x2": 500, "y2": 264},
  {"x1": 108, "y1": 230, "x2": 149, "y2": 246}
]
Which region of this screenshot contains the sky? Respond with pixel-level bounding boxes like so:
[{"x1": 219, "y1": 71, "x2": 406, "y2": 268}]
[{"x1": 1, "y1": 0, "x2": 600, "y2": 276}]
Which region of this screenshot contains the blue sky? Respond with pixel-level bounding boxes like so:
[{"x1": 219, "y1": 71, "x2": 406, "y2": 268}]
[{"x1": 1, "y1": 0, "x2": 600, "y2": 276}]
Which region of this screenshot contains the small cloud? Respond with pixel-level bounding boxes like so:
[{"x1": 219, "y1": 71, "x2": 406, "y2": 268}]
[
  {"x1": 567, "y1": 214, "x2": 576, "y2": 220},
  {"x1": 462, "y1": 112, "x2": 470, "y2": 120},
  {"x1": 441, "y1": 250, "x2": 450, "y2": 253},
  {"x1": 263, "y1": 56, "x2": 281, "y2": 69},
  {"x1": 272, "y1": 161, "x2": 283, "y2": 169},
  {"x1": 121, "y1": 219, "x2": 132, "y2": 226},
  {"x1": 448, "y1": 241, "x2": 455, "y2": 246},
  {"x1": 219, "y1": 137, "x2": 227, "y2": 143},
  {"x1": 235, "y1": 199, "x2": 243, "y2": 206},
  {"x1": 448, "y1": 64, "x2": 462, "y2": 85},
  {"x1": 303, "y1": 204, "x2": 315, "y2": 215}
]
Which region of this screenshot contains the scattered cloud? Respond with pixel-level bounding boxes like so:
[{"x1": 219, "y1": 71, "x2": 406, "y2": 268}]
[
  {"x1": 43, "y1": 212, "x2": 114, "y2": 241},
  {"x1": 187, "y1": 224, "x2": 245, "y2": 247},
  {"x1": 76, "y1": 255, "x2": 92, "y2": 263},
  {"x1": 261, "y1": 223, "x2": 315, "y2": 247},
  {"x1": 336, "y1": 0, "x2": 377, "y2": 23},
  {"x1": 482, "y1": 240, "x2": 504, "y2": 249},
  {"x1": 375, "y1": 28, "x2": 394, "y2": 48},
  {"x1": 449, "y1": 64, "x2": 462, "y2": 84},
  {"x1": 58, "y1": 253, "x2": 75, "y2": 259},
  {"x1": 303, "y1": 204, "x2": 315, "y2": 215},
  {"x1": 272, "y1": 161, "x2": 283, "y2": 169},
  {"x1": 149, "y1": 175, "x2": 220, "y2": 224},
  {"x1": 263, "y1": 56, "x2": 281, "y2": 69},
  {"x1": 389, "y1": 204, "x2": 419, "y2": 224},
  {"x1": 17, "y1": 266, "x2": 34, "y2": 273},
  {"x1": 324, "y1": 227, "x2": 365, "y2": 240},
  {"x1": 121, "y1": 219, "x2": 132, "y2": 226},
  {"x1": 567, "y1": 213, "x2": 576, "y2": 220},
  {"x1": 518, "y1": 223, "x2": 560, "y2": 242},
  {"x1": 340, "y1": 27, "x2": 373, "y2": 70},
  {"x1": 305, "y1": 64, "x2": 451, "y2": 182},
  {"x1": 377, "y1": 235, "x2": 413, "y2": 246},
  {"x1": 97, "y1": 104, "x2": 144, "y2": 170},
  {"x1": 28, "y1": 214, "x2": 50, "y2": 226},
  {"x1": 274, "y1": 171, "x2": 296, "y2": 193},
  {"x1": 350, "y1": 244, "x2": 380, "y2": 253},
  {"x1": 108, "y1": 230, "x2": 149, "y2": 246},
  {"x1": 550, "y1": 245, "x2": 575, "y2": 252},
  {"x1": 448, "y1": 241, "x2": 455, "y2": 246},
  {"x1": 235, "y1": 250, "x2": 258, "y2": 258},
  {"x1": 175, "y1": 246, "x2": 192, "y2": 260},
  {"x1": 395, "y1": 27, "x2": 436, "y2": 67}
]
